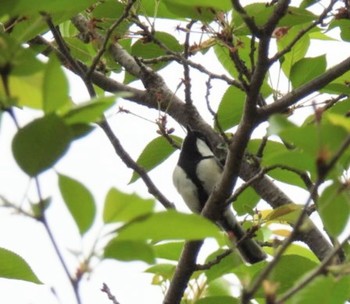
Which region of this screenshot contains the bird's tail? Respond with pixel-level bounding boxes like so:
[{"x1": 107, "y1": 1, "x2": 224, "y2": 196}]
[{"x1": 220, "y1": 209, "x2": 267, "y2": 264}]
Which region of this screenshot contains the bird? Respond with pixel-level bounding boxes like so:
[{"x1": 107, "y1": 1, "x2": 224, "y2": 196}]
[{"x1": 172, "y1": 128, "x2": 266, "y2": 264}]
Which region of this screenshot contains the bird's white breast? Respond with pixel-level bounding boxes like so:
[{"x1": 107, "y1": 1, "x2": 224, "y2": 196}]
[
  {"x1": 196, "y1": 157, "x2": 222, "y2": 194},
  {"x1": 172, "y1": 166, "x2": 201, "y2": 213}
]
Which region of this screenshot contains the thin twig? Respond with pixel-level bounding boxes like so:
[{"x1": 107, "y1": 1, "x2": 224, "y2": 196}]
[
  {"x1": 242, "y1": 132, "x2": 350, "y2": 302},
  {"x1": 195, "y1": 249, "x2": 233, "y2": 271},
  {"x1": 241, "y1": 181, "x2": 320, "y2": 303},
  {"x1": 183, "y1": 20, "x2": 196, "y2": 104},
  {"x1": 34, "y1": 177, "x2": 82, "y2": 304},
  {"x1": 87, "y1": 0, "x2": 136, "y2": 78},
  {"x1": 269, "y1": 0, "x2": 338, "y2": 64},
  {"x1": 276, "y1": 235, "x2": 350, "y2": 303},
  {"x1": 42, "y1": 12, "x2": 95, "y2": 96},
  {"x1": 98, "y1": 120, "x2": 175, "y2": 210},
  {"x1": 228, "y1": 163, "x2": 314, "y2": 207},
  {"x1": 101, "y1": 283, "x2": 121, "y2": 304},
  {"x1": 231, "y1": 0, "x2": 261, "y2": 37}
]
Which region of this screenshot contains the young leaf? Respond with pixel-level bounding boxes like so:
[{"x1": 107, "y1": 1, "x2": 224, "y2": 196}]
[
  {"x1": 196, "y1": 296, "x2": 239, "y2": 304},
  {"x1": 103, "y1": 188, "x2": 155, "y2": 223},
  {"x1": 129, "y1": 136, "x2": 180, "y2": 184},
  {"x1": 1, "y1": 0, "x2": 98, "y2": 17},
  {"x1": 154, "y1": 241, "x2": 185, "y2": 261},
  {"x1": 163, "y1": 0, "x2": 231, "y2": 22},
  {"x1": 63, "y1": 95, "x2": 120, "y2": 125},
  {"x1": 277, "y1": 25, "x2": 310, "y2": 78},
  {"x1": 290, "y1": 55, "x2": 326, "y2": 89},
  {"x1": 12, "y1": 114, "x2": 73, "y2": 176},
  {"x1": 117, "y1": 210, "x2": 221, "y2": 241},
  {"x1": 0, "y1": 247, "x2": 42, "y2": 284},
  {"x1": 104, "y1": 239, "x2": 155, "y2": 264},
  {"x1": 205, "y1": 277, "x2": 235, "y2": 297},
  {"x1": 264, "y1": 204, "x2": 302, "y2": 223},
  {"x1": 216, "y1": 86, "x2": 245, "y2": 131},
  {"x1": 205, "y1": 249, "x2": 242, "y2": 283},
  {"x1": 289, "y1": 275, "x2": 350, "y2": 304},
  {"x1": 254, "y1": 255, "x2": 317, "y2": 297},
  {"x1": 58, "y1": 174, "x2": 96, "y2": 235},
  {"x1": 233, "y1": 187, "x2": 260, "y2": 216},
  {"x1": 318, "y1": 181, "x2": 350, "y2": 237},
  {"x1": 43, "y1": 55, "x2": 69, "y2": 113},
  {"x1": 145, "y1": 263, "x2": 176, "y2": 280}
]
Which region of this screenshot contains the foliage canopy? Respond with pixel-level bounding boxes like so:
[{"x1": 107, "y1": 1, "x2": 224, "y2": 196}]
[{"x1": 1, "y1": 0, "x2": 350, "y2": 303}]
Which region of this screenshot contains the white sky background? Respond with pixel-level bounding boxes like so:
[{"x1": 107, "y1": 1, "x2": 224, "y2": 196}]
[{"x1": 0, "y1": 1, "x2": 349, "y2": 303}]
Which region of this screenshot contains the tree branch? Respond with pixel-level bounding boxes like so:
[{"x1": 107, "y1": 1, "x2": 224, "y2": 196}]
[
  {"x1": 98, "y1": 120, "x2": 175, "y2": 210},
  {"x1": 269, "y1": 0, "x2": 337, "y2": 64},
  {"x1": 86, "y1": 0, "x2": 137, "y2": 78},
  {"x1": 231, "y1": 0, "x2": 261, "y2": 37},
  {"x1": 258, "y1": 55, "x2": 350, "y2": 119},
  {"x1": 276, "y1": 235, "x2": 350, "y2": 303},
  {"x1": 163, "y1": 241, "x2": 203, "y2": 304}
]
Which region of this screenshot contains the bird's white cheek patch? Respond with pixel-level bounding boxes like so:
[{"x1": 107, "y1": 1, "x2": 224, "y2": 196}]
[
  {"x1": 172, "y1": 166, "x2": 201, "y2": 213},
  {"x1": 196, "y1": 158, "x2": 222, "y2": 194}
]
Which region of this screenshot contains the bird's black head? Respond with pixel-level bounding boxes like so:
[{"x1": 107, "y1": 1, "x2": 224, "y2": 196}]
[{"x1": 180, "y1": 129, "x2": 213, "y2": 161}]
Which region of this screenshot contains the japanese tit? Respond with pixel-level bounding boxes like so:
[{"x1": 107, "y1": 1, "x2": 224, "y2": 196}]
[{"x1": 173, "y1": 129, "x2": 266, "y2": 264}]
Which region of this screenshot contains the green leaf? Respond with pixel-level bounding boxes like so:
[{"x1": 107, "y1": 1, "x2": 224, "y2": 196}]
[
  {"x1": 280, "y1": 124, "x2": 348, "y2": 164},
  {"x1": 154, "y1": 241, "x2": 184, "y2": 261},
  {"x1": 233, "y1": 187, "x2": 260, "y2": 216},
  {"x1": 63, "y1": 37, "x2": 95, "y2": 65},
  {"x1": 92, "y1": 1, "x2": 131, "y2": 39},
  {"x1": 12, "y1": 114, "x2": 72, "y2": 176},
  {"x1": 264, "y1": 204, "x2": 302, "y2": 224},
  {"x1": 129, "y1": 135, "x2": 179, "y2": 183},
  {"x1": 0, "y1": 33, "x2": 45, "y2": 109},
  {"x1": 139, "y1": 0, "x2": 178, "y2": 19},
  {"x1": 290, "y1": 55, "x2": 327, "y2": 89},
  {"x1": 145, "y1": 263, "x2": 176, "y2": 280},
  {"x1": 318, "y1": 181, "x2": 350, "y2": 237},
  {"x1": 58, "y1": 174, "x2": 96, "y2": 235},
  {"x1": 216, "y1": 86, "x2": 245, "y2": 131},
  {"x1": 103, "y1": 188, "x2": 155, "y2": 223},
  {"x1": 277, "y1": 26, "x2": 310, "y2": 78},
  {"x1": 259, "y1": 255, "x2": 317, "y2": 296},
  {"x1": 248, "y1": 138, "x2": 316, "y2": 186},
  {"x1": 300, "y1": 0, "x2": 319, "y2": 9},
  {"x1": 205, "y1": 277, "x2": 234, "y2": 297},
  {"x1": 0, "y1": 33, "x2": 44, "y2": 76},
  {"x1": 8, "y1": 73, "x2": 44, "y2": 109},
  {"x1": 205, "y1": 250, "x2": 242, "y2": 283},
  {"x1": 162, "y1": 0, "x2": 231, "y2": 22},
  {"x1": 267, "y1": 114, "x2": 296, "y2": 136},
  {"x1": 213, "y1": 44, "x2": 236, "y2": 79},
  {"x1": 196, "y1": 296, "x2": 239, "y2": 304},
  {"x1": 63, "y1": 95, "x2": 122, "y2": 125},
  {"x1": 117, "y1": 210, "x2": 221, "y2": 241},
  {"x1": 104, "y1": 239, "x2": 155, "y2": 264},
  {"x1": 0, "y1": 0, "x2": 98, "y2": 17},
  {"x1": 328, "y1": 19, "x2": 350, "y2": 42},
  {"x1": 43, "y1": 55, "x2": 69, "y2": 113},
  {"x1": 130, "y1": 32, "x2": 181, "y2": 75},
  {"x1": 164, "y1": 0, "x2": 231, "y2": 11},
  {"x1": 93, "y1": 0, "x2": 125, "y2": 19},
  {"x1": 283, "y1": 243, "x2": 319, "y2": 263},
  {"x1": 232, "y1": 4, "x2": 315, "y2": 36},
  {"x1": 290, "y1": 275, "x2": 350, "y2": 304},
  {"x1": 0, "y1": 247, "x2": 42, "y2": 284},
  {"x1": 326, "y1": 113, "x2": 350, "y2": 132}
]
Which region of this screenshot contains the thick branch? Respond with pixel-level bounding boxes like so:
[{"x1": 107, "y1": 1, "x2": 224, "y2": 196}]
[
  {"x1": 163, "y1": 241, "x2": 203, "y2": 304},
  {"x1": 258, "y1": 55, "x2": 350, "y2": 119}
]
